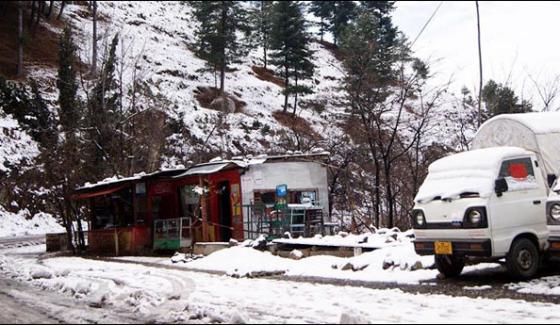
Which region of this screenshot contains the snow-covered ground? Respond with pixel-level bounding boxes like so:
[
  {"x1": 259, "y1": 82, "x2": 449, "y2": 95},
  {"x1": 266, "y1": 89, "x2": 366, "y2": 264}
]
[
  {"x1": 3, "y1": 244, "x2": 560, "y2": 323},
  {"x1": 118, "y1": 230, "x2": 497, "y2": 285},
  {"x1": 0, "y1": 206, "x2": 64, "y2": 238}
]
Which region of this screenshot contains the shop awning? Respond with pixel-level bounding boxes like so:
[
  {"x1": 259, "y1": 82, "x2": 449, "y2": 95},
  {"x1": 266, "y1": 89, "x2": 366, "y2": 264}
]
[
  {"x1": 173, "y1": 162, "x2": 233, "y2": 177},
  {"x1": 71, "y1": 183, "x2": 131, "y2": 200}
]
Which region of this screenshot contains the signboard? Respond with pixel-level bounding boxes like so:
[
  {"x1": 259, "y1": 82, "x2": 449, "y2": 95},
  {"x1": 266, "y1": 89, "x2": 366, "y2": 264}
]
[{"x1": 276, "y1": 184, "x2": 288, "y2": 209}]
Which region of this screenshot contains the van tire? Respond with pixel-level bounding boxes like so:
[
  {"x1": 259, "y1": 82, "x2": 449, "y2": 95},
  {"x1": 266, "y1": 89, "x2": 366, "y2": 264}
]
[
  {"x1": 435, "y1": 255, "x2": 465, "y2": 278},
  {"x1": 506, "y1": 238, "x2": 540, "y2": 280}
]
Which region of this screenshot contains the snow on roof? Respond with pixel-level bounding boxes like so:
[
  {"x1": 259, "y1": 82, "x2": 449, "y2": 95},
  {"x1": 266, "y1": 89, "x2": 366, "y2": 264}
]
[
  {"x1": 429, "y1": 147, "x2": 531, "y2": 174},
  {"x1": 416, "y1": 147, "x2": 533, "y2": 203},
  {"x1": 480, "y1": 112, "x2": 560, "y2": 135},
  {"x1": 76, "y1": 152, "x2": 330, "y2": 191}
]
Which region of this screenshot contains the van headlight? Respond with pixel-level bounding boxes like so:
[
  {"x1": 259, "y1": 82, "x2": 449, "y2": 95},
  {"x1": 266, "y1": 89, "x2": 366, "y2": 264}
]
[
  {"x1": 468, "y1": 210, "x2": 482, "y2": 224},
  {"x1": 463, "y1": 207, "x2": 487, "y2": 228},
  {"x1": 413, "y1": 210, "x2": 426, "y2": 228},
  {"x1": 550, "y1": 203, "x2": 560, "y2": 221}
]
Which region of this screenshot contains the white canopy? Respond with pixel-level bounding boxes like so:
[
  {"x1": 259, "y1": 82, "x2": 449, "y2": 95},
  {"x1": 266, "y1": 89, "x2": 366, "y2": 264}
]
[{"x1": 472, "y1": 112, "x2": 560, "y2": 180}]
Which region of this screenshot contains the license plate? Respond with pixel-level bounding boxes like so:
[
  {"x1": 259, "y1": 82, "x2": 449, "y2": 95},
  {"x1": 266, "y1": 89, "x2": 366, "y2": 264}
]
[{"x1": 434, "y1": 241, "x2": 453, "y2": 255}]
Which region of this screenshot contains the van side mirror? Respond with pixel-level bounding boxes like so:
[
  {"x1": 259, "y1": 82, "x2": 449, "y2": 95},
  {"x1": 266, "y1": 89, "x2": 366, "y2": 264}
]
[{"x1": 495, "y1": 178, "x2": 508, "y2": 197}]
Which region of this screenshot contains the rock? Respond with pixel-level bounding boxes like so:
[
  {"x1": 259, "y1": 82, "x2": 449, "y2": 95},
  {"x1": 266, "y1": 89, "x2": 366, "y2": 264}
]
[
  {"x1": 229, "y1": 309, "x2": 250, "y2": 324},
  {"x1": 210, "y1": 96, "x2": 235, "y2": 114},
  {"x1": 250, "y1": 235, "x2": 267, "y2": 250},
  {"x1": 341, "y1": 263, "x2": 354, "y2": 271},
  {"x1": 339, "y1": 312, "x2": 369, "y2": 324},
  {"x1": 30, "y1": 268, "x2": 53, "y2": 279},
  {"x1": 283, "y1": 232, "x2": 292, "y2": 239},
  {"x1": 331, "y1": 264, "x2": 338, "y2": 269},
  {"x1": 382, "y1": 260, "x2": 394, "y2": 270},
  {"x1": 399, "y1": 262, "x2": 409, "y2": 271},
  {"x1": 289, "y1": 249, "x2": 304, "y2": 260},
  {"x1": 352, "y1": 264, "x2": 368, "y2": 272},
  {"x1": 171, "y1": 252, "x2": 186, "y2": 264},
  {"x1": 410, "y1": 261, "x2": 424, "y2": 271},
  {"x1": 338, "y1": 231, "x2": 349, "y2": 238},
  {"x1": 229, "y1": 238, "x2": 239, "y2": 247}
]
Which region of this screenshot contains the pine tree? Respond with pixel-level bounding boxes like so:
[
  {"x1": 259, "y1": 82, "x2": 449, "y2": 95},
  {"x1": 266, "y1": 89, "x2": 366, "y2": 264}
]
[
  {"x1": 482, "y1": 80, "x2": 533, "y2": 116},
  {"x1": 57, "y1": 26, "x2": 80, "y2": 134},
  {"x1": 331, "y1": 1, "x2": 357, "y2": 46},
  {"x1": 191, "y1": 1, "x2": 250, "y2": 95},
  {"x1": 249, "y1": 1, "x2": 274, "y2": 69},
  {"x1": 309, "y1": 1, "x2": 334, "y2": 42},
  {"x1": 86, "y1": 34, "x2": 121, "y2": 179},
  {"x1": 269, "y1": 1, "x2": 314, "y2": 114}
]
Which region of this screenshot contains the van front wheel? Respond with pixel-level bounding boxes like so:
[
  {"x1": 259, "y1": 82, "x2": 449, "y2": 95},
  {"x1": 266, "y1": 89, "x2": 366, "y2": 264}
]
[
  {"x1": 506, "y1": 238, "x2": 540, "y2": 280},
  {"x1": 435, "y1": 255, "x2": 465, "y2": 278}
]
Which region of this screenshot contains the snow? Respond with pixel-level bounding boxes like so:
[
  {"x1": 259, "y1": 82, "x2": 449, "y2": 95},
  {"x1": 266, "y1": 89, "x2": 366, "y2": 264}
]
[
  {"x1": 507, "y1": 276, "x2": 560, "y2": 296},
  {"x1": 415, "y1": 147, "x2": 532, "y2": 202},
  {"x1": 482, "y1": 112, "x2": 560, "y2": 135},
  {"x1": 3, "y1": 245, "x2": 560, "y2": 323},
  {"x1": 0, "y1": 206, "x2": 64, "y2": 238},
  {"x1": 273, "y1": 228, "x2": 414, "y2": 249},
  {"x1": 0, "y1": 111, "x2": 39, "y2": 174}
]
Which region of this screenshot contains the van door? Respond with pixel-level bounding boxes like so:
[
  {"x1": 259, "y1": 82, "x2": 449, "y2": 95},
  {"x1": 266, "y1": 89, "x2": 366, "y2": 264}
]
[{"x1": 489, "y1": 157, "x2": 547, "y2": 256}]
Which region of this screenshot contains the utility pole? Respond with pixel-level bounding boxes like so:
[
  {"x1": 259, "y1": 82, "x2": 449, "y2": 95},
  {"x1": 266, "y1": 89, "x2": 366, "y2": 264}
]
[{"x1": 476, "y1": 1, "x2": 483, "y2": 127}]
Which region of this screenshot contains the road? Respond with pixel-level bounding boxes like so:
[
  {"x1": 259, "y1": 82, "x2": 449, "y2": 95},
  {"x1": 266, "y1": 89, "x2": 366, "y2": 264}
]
[
  {"x1": 2, "y1": 236, "x2": 560, "y2": 323},
  {"x1": 0, "y1": 236, "x2": 144, "y2": 324}
]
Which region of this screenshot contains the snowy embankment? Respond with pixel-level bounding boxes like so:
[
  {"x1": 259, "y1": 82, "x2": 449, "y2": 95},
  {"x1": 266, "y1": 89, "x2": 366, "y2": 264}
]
[
  {"x1": 150, "y1": 229, "x2": 489, "y2": 285},
  {"x1": 0, "y1": 205, "x2": 64, "y2": 238},
  {"x1": 3, "y1": 245, "x2": 560, "y2": 323}
]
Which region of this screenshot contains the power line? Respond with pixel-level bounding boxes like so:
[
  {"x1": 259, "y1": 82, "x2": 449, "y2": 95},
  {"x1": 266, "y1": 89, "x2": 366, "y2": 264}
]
[{"x1": 410, "y1": 1, "x2": 444, "y2": 48}]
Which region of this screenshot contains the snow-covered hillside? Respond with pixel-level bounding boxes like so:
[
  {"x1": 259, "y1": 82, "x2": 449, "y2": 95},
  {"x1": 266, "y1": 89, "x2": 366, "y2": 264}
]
[{"x1": 54, "y1": 1, "x2": 346, "y2": 164}]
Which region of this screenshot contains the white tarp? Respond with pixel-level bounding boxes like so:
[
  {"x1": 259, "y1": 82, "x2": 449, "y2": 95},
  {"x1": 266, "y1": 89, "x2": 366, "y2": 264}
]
[{"x1": 472, "y1": 112, "x2": 560, "y2": 179}]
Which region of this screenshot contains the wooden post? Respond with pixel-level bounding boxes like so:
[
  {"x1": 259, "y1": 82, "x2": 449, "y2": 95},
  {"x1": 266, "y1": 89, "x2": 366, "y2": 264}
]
[
  {"x1": 114, "y1": 229, "x2": 119, "y2": 256},
  {"x1": 200, "y1": 176, "x2": 209, "y2": 242}
]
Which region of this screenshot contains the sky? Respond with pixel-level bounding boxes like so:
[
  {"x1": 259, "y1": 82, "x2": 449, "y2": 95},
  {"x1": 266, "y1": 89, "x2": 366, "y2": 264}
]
[{"x1": 393, "y1": 1, "x2": 560, "y2": 110}]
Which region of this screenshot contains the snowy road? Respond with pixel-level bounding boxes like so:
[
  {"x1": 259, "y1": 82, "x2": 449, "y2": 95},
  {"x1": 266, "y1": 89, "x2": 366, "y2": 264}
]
[{"x1": 2, "y1": 244, "x2": 560, "y2": 323}]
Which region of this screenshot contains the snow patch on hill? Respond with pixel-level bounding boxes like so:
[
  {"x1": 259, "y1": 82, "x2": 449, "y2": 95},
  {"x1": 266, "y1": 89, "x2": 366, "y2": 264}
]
[
  {"x1": 0, "y1": 205, "x2": 64, "y2": 238},
  {"x1": 0, "y1": 110, "x2": 39, "y2": 174}
]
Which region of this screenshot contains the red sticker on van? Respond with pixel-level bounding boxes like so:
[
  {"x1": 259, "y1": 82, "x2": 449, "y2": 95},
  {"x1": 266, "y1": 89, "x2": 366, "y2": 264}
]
[{"x1": 509, "y1": 163, "x2": 528, "y2": 179}]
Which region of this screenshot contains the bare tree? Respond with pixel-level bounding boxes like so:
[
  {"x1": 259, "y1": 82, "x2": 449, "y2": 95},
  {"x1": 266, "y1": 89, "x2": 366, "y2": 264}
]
[{"x1": 528, "y1": 73, "x2": 560, "y2": 111}]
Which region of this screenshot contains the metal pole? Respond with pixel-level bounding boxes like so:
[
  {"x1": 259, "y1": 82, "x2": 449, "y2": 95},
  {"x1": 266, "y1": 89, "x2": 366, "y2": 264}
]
[{"x1": 476, "y1": 1, "x2": 483, "y2": 126}]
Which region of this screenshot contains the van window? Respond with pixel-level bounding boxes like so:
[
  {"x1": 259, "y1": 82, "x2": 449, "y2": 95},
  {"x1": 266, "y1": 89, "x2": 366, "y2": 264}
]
[{"x1": 498, "y1": 158, "x2": 538, "y2": 191}]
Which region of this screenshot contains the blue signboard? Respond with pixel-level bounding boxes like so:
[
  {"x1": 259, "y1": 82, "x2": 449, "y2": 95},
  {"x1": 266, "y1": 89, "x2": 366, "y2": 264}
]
[{"x1": 276, "y1": 184, "x2": 288, "y2": 197}]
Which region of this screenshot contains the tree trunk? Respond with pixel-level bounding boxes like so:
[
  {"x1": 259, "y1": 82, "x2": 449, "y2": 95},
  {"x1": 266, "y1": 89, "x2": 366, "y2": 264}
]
[
  {"x1": 293, "y1": 71, "x2": 298, "y2": 115},
  {"x1": 219, "y1": 63, "x2": 225, "y2": 95},
  {"x1": 17, "y1": 1, "x2": 23, "y2": 77},
  {"x1": 30, "y1": 1, "x2": 36, "y2": 27},
  {"x1": 91, "y1": 1, "x2": 97, "y2": 75},
  {"x1": 46, "y1": 1, "x2": 54, "y2": 18},
  {"x1": 283, "y1": 60, "x2": 289, "y2": 113},
  {"x1": 57, "y1": 0, "x2": 65, "y2": 20},
  {"x1": 384, "y1": 162, "x2": 394, "y2": 229}
]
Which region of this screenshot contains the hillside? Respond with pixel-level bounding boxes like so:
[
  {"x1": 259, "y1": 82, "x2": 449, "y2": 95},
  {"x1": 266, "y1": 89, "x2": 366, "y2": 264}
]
[{"x1": 0, "y1": 1, "x2": 478, "y2": 231}]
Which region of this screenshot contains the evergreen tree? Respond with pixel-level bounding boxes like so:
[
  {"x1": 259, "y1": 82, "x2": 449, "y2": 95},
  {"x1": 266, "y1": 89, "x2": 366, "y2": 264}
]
[
  {"x1": 0, "y1": 77, "x2": 54, "y2": 146},
  {"x1": 309, "y1": 1, "x2": 334, "y2": 42},
  {"x1": 482, "y1": 80, "x2": 533, "y2": 116},
  {"x1": 85, "y1": 34, "x2": 122, "y2": 179},
  {"x1": 249, "y1": 1, "x2": 274, "y2": 69},
  {"x1": 191, "y1": 1, "x2": 250, "y2": 95},
  {"x1": 331, "y1": 1, "x2": 357, "y2": 46},
  {"x1": 269, "y1": 1, "x2": 315, "y2": 114},
  {"x1": 57, "y1": 26, "x2": 80, "y2": 134}
]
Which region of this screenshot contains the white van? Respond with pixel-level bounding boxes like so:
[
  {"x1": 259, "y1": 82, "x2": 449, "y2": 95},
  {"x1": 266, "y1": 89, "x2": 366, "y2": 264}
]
[
  {"x1": 547, "y1": 181, "x2": 560, "y2": 253},
  {"x1": 413, "y1": 112, "x2": 560, "y2": 279}
]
